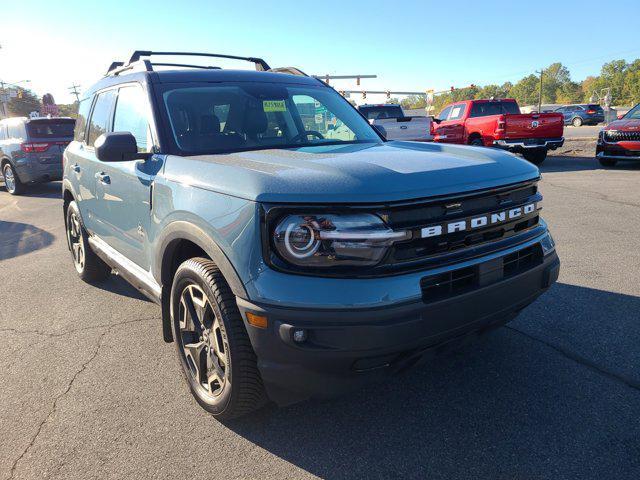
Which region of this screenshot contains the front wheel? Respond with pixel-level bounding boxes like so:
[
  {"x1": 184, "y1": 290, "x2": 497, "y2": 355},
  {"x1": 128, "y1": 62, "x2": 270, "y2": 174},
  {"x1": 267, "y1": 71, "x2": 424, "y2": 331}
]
[
  {"x1": 2, "y1": 162, "x2": 24, "y2": 195},
  {"x1": 171, "y1": 258, "x2": 267, "y2": 419},
  {"x1": 572, "y1": 117, "x2": 583, "y2": 127},
  {"x1": 522, "y1": 149, "x2": 547, "y2": 165}
]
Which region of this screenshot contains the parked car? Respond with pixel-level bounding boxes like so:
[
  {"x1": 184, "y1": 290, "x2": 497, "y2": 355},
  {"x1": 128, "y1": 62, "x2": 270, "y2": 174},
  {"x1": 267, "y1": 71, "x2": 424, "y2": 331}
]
[
  {"x1": 432, "y1": 99, "x2": 564, "y2": 165},
  {"x1": 0, "y1": 116, "x2": 75, "y2": 194},
  {"x1": 596, "y1": 103, "x2": 640, "y2": 167},
  {"x1": 358, "y1": 104, "x2": 432, "y2": 141},
  {"x1": 63, "y1": 51, "x2": 559, "y2": 419},
  {"x1": 555, "y1": 104, "x2": 605, "y2": 127}
]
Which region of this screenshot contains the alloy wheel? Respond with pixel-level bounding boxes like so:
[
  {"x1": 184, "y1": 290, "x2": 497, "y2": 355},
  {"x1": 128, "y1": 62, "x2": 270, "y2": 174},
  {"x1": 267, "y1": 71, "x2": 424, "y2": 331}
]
[
  {"x1": 67, "y1": 211, "x2": 85, "y2": 272},
  {"x1": 3, "y1": 165, "x2": 16, "y2": 193},
  {"x1": 178, "y1": 284, "x2": 229, "y2": 399}
]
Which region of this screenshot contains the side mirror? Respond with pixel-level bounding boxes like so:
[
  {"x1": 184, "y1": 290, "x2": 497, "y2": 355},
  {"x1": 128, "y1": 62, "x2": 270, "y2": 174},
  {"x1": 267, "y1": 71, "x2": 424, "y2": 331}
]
[
  {"x1": 432, "y1": 117, "x2": 442, "y2": 124},
  {"x1": 617, "y1": 114, "x2": 625, "y2": 120},
  {"x1": 95, "y1": 132, "x2": 152, "y2": 162},
  {"x1": 372, "y1": 124, "x2": 387, "y2": 139}
]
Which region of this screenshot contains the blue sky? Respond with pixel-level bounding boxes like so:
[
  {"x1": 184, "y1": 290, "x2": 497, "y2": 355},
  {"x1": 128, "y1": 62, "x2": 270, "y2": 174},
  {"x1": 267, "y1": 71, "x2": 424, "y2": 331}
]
[{"x1": 2, "y1": 0, "x2": 639, "y2": 104}]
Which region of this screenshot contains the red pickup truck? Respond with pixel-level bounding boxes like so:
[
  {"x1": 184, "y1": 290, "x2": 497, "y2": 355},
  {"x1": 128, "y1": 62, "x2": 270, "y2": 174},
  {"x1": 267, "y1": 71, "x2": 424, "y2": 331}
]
[{"x1": 432, "y1": 99, "x2": 564, "y2": 165}]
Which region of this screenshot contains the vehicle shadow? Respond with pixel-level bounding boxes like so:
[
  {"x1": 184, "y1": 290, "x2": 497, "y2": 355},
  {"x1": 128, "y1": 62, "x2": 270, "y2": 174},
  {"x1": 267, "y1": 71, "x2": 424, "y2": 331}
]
[
  {"x1": 92, "y1": 273, "x2": 152, "y2": 303},
  {"x1": 222, "y1": 283, "x2": 640, "y2": 479},
  {"x1": 4, "y1": 181, "x2": 62, "y2": 199},
  {"x1": 543, "y1": 154, "x2": 640, "y2": 173},
  {"x1": 0, "y1": 221, "x2": 55, "y2": 261}
]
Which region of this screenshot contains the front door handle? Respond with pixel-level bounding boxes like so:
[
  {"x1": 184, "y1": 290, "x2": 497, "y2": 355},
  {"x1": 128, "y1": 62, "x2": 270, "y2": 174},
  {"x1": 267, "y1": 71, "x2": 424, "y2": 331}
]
[
  {"x1": 71, "y1": 163, "x2": 80, "y2": 173},
  {"x1": 96, "y1": 172, "x2": 111, "y2": 185}
]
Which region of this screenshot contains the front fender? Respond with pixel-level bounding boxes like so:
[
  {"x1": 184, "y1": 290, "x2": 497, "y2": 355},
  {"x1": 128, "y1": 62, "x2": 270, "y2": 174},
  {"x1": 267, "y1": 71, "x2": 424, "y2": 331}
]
[{"x1": 154, "y1": 220, "x2": 248, "y2": 299}]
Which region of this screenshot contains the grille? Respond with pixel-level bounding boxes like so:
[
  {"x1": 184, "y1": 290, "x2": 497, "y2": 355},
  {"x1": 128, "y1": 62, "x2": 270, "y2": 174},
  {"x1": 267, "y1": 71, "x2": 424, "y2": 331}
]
[
  {"x1": 378, "y1": 182, "x2": 541, "y2": 269},
  {"x1": 421, "y1": 244, "x2": 543, "y2": 303},
  {"x1": 604, "y1": 130, "x2": 640, "y2": 142}
]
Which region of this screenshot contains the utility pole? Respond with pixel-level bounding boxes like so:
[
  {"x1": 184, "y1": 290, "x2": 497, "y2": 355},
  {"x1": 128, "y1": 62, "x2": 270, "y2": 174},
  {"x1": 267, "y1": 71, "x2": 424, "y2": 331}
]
[
  {"x1": 536, "y1": 69, "x2": 543, "y2": 113},
  {"x1": 68, "y1": 84, "x2": 81, "y2": 103}
]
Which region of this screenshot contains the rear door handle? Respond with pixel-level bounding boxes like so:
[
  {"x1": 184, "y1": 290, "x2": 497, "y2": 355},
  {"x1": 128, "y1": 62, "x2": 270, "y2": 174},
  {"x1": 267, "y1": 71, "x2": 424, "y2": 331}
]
[
  {"x1": 96, "y1": 172, "x2": 111, "y2": 185},
  {"x1": 71, "y1": 163, "x2": 80, "y2": 173}
]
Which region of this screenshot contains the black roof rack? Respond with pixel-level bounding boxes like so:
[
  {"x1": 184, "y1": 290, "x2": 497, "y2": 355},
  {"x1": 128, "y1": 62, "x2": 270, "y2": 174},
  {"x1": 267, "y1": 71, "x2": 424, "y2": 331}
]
[{"x1": 106, "y1": 50, "x2": 271, "y2": 76}]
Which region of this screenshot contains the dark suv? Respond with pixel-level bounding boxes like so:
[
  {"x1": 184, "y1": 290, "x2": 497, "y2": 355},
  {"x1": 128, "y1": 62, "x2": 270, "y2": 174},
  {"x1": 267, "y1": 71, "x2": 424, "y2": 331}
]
[
  {"x1": 0, "y1": 116, "x2": 75, "y2": 194},
  {"x1": 63, "y1": 51, "x2": 559, "y2": 419}
]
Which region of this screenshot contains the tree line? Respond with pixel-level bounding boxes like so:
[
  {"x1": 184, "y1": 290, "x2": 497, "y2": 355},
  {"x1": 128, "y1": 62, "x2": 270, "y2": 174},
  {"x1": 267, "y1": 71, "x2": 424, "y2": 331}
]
[{"x1": 401, "y1": 59, "x2": 640, "y2": 114}]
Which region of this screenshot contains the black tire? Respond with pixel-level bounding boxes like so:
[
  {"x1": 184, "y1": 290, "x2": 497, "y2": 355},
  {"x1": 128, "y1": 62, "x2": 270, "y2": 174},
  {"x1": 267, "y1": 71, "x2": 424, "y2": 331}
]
[
  {"x1": 598, "y1": 158, "x2": 617, "y2": 167},
  {"x1": 572, "y1": 117, "x2": 583, "y2": 127},
  {"x1": 522, "y1": 149, "x2": 547, "y2": 165},
  {"x1": 469, "y1": 137, "x2": 484, "y2": 147},
  {"x1": 2, "y1": 162, "x2": 25, "y2": 195},
  {"x1": 171, "y1": 258, "x2": 267, "y2": 419},
  {"x1": 65, "y1": 200, "x2": 111, "y2": 283}
]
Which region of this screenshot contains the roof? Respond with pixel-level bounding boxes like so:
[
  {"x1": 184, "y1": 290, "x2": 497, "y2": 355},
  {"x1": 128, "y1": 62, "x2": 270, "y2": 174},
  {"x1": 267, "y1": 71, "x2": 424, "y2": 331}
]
[{"x1": 82, "y1": 68, "x2": 324, "y2": 100}]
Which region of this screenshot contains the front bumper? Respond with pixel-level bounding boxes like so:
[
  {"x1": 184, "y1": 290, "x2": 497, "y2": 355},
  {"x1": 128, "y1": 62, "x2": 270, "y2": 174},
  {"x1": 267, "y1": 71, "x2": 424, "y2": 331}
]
[
  {"x1": 493, "y1": 137, "x2": 564, "y2": 151},
  {"x1": 237, "y1": 234, "x2": 560, "y2": 405},
  {"x1": 596, "y1": 143, "x2": 640, "y2": 161}
]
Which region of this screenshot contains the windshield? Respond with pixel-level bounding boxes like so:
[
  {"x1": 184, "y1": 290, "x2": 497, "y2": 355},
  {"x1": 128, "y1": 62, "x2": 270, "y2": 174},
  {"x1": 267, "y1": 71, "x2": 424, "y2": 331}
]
[
  {"x1": 162, "y1": 82, "x2": 381, "y2": 154},
  {"x1": 27, "y1": 120, "x2": 75, "y2": 139},
  {"x1": 623, "y1": 104, "x2": 640, "y2": 119}
]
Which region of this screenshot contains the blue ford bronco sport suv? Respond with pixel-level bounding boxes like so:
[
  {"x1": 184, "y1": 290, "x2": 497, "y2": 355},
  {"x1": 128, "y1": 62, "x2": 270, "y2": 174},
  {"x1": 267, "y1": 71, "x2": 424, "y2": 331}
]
[{"x1": 63, "y1": 51, "x2": 559, "y2": 419}]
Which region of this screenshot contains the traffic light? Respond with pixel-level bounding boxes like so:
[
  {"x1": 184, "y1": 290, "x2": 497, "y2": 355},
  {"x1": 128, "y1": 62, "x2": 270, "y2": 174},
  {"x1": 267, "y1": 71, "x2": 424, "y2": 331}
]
[
  {"x1": 362, "y1": 91, "x2": 367, "y2": 100},
  {"x1": 17, "y1": 90, "x2": 23, "y2": 99},
  {"x1": 386, "y1": 91, "x2": 391, "y2": 100}
]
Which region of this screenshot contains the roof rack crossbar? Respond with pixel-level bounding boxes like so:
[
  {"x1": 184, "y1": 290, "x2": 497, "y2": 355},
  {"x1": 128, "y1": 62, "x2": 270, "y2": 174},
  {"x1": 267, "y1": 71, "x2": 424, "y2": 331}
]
[
  {"x1": 151, "y1": 62, "x2": 222, "y2": 70},
  {"x1": 127, "y1": 51, "x2": 270, "y2": 71}
]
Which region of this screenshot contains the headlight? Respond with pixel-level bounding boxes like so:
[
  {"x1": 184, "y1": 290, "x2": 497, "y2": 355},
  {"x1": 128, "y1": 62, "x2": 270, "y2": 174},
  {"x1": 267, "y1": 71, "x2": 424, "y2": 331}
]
[{"x1": 271, "y1": 213, "x2": 409, "y2": 269}]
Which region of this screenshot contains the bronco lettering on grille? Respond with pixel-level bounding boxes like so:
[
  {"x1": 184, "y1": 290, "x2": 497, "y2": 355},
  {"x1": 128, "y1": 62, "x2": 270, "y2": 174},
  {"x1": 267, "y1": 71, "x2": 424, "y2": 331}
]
[{"x1": 420, "y1": 203, "x2": 537, "y2": 238}]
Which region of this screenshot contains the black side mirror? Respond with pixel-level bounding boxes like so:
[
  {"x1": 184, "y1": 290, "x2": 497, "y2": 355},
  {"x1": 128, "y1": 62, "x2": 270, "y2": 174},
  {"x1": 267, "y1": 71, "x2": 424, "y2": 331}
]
[
  {"x1": 372, "y1": 124, "x2": 387, "y2": 139},
  {"x1": 95, "y1": 132, "x2": 152, "y2": 162},
  {"x1": 432, "y1": 117, "x2": 442, "y2": 124}
]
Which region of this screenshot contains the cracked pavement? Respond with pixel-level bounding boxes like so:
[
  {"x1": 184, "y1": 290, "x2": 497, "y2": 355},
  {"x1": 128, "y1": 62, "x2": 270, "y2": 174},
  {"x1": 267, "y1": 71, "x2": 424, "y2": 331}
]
[{"x1": 1, "y1": 149, "x2": 639, "y2": 479}]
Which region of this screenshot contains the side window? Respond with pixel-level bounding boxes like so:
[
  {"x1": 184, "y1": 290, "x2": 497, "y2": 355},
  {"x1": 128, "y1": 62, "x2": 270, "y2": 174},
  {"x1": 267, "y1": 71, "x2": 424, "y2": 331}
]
[
  {"x1": 0, "y1": 125, "x2": 6, "y2": 141},
  {"x1": 74, "y1": 98, "x2": 92, "y2": 143},
  {"x1": 448, "y1": 104, "x2": 465, "y2": 121},
  {"x1": 113, "y1": 85, "x2": 152, "y2": 152},
  {"x1": 8, "y1": 123, "x2": 26, "y2": 140},
  {"x1": 87, "y1": 90, "x2": 116, "y2": 147},
  {"x1": 438, "y1": 106, "x2": 452, "y2": 120}
]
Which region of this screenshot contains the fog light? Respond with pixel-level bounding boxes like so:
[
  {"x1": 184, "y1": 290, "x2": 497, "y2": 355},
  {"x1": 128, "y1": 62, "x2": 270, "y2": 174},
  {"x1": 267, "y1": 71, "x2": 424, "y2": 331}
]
[
  {"x1": 540, "y1": 234, "x2": 556, "y2": 256},
  {"x1": 292, "y1": 329, "x2": 307, "y2": 343}
]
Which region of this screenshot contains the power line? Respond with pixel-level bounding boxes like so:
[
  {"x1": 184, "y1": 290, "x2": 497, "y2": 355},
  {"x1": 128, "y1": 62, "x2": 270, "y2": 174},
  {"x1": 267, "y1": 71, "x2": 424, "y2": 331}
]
[{"x1": 68, "y1": 84, "x2": 81, "y2": 103}]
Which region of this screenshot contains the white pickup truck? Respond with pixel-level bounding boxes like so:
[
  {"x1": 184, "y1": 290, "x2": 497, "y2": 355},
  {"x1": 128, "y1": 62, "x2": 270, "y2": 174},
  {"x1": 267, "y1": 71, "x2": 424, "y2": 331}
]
[{"x1": 358, "y1": 104, "x2": 433, "y2": 142}]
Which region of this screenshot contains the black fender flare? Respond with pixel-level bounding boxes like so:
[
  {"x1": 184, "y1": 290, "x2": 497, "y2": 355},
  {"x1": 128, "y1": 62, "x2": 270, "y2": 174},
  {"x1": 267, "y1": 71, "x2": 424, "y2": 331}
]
[{"x1": 154, "y1": 220, "x2": 247, "y2": 299}]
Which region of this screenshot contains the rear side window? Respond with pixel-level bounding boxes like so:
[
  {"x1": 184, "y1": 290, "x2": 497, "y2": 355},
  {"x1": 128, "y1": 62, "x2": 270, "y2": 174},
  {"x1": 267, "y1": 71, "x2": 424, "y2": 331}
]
[
  {"x1": 113, "y1": 85, "x2": 152, "y2": 152},
  {"x1": 74, "y1": 98, "x2": 92, "y2": 142},
  {"x1": 87, "y1": 90, "x2": 116, "y2": 147},
  {"x1": 27, "y1": 120, "x2": 75, "y2": 139},
  {"x1": 7, "y1": 123, "x2": 26, "y2": 139}
]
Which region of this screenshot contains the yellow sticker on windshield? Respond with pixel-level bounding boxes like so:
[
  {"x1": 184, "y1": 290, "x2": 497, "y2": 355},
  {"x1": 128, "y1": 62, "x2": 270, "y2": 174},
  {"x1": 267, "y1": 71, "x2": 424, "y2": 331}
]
[{"x1": 263, "y1": 100, "x2": 287, "y2": 112}]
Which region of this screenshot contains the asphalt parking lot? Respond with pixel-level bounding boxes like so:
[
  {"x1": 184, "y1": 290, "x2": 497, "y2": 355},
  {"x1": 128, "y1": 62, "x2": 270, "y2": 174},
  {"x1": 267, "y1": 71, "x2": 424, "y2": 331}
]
[{"x1": 1, "y1": 143, "x2": 639, "y2": 479}]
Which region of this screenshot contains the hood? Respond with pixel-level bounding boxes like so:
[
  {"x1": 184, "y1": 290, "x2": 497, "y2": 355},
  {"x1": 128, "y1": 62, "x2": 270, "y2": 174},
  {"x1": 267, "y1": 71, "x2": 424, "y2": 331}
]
[
  {"x1": 604, "y1": 118, "x2": 640, "y2": 131},
  {"x1": 163, "y1": 141, "x2": 540, "y2": 204}
]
